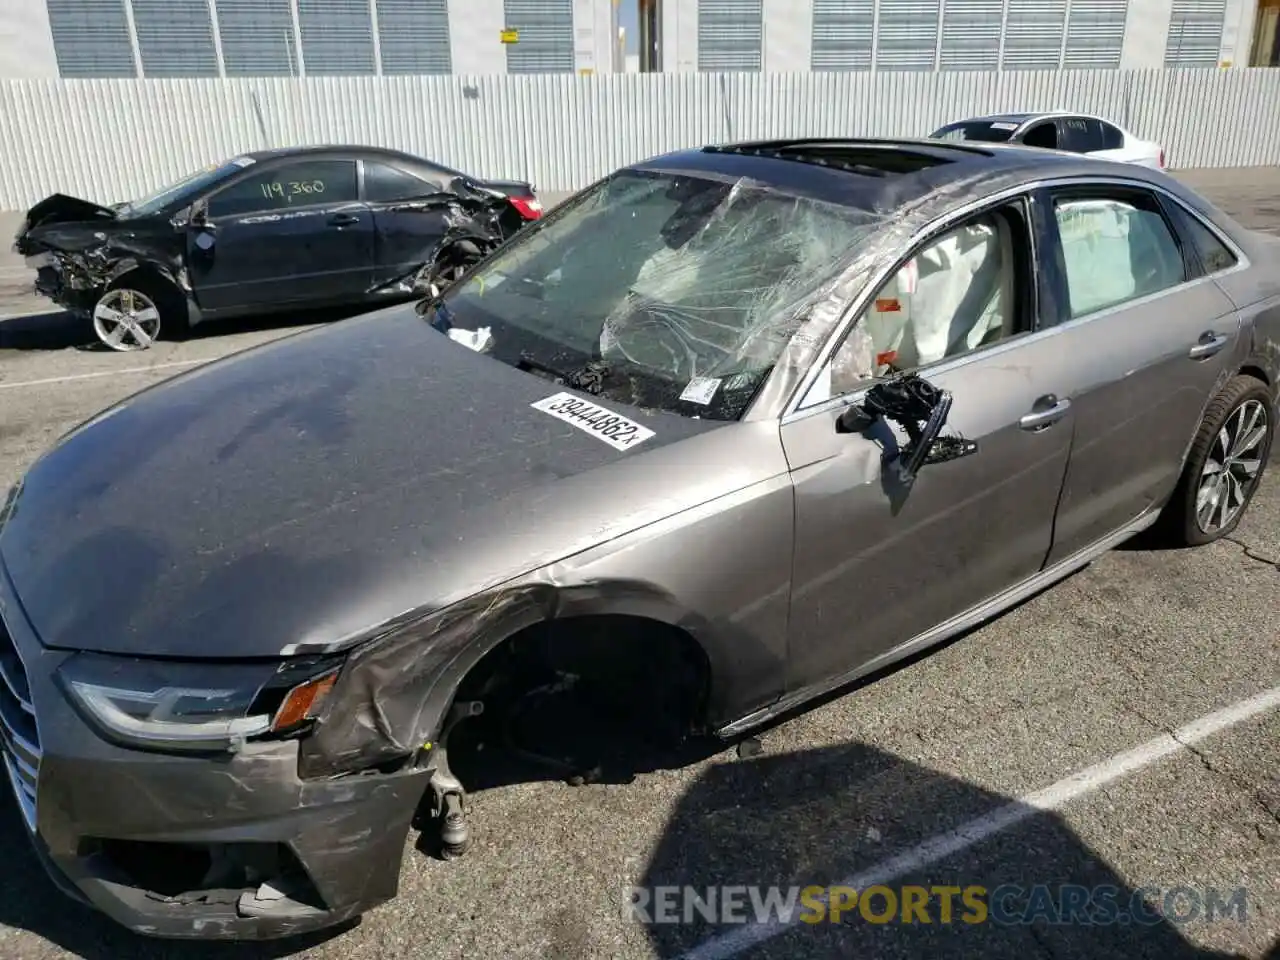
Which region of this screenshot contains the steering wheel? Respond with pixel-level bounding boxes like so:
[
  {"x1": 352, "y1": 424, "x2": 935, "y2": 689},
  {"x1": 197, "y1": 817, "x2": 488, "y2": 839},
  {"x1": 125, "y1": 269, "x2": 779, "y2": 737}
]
[{"x1": 599, "y1": 303, "x2": 700, "y2": 382}]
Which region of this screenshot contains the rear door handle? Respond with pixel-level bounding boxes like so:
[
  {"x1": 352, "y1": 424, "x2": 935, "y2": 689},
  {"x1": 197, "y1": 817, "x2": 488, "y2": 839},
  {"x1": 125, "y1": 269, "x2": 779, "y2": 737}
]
[
  {"x1": 328, "y1": 213, "x2": 360, "y2": 227},
  {"x1": 1188, "y1": 331, "x2": 1229, "y2": 360},
  {"x1": 1019, "y1": 395, "x2": 1071, "y2": 431}
]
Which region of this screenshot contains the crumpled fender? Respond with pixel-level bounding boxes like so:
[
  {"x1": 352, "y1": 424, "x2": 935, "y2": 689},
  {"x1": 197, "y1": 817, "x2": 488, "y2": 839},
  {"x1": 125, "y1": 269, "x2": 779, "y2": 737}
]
[
  {"x1": 298, "y1": 573, "x2": 713, "y2": 779},
  {"x1": 22, "y1": 215, "x2": 194, "y2": 306},
  {"x1": 367, "y1": 179, "x2": 518, "y2": 296}
]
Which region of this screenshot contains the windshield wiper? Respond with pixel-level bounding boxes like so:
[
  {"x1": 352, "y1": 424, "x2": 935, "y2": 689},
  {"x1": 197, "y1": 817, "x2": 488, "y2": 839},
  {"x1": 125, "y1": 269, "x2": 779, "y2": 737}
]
[{"x1": 516, "y1": 356, "x2": 611, "y2": 396}]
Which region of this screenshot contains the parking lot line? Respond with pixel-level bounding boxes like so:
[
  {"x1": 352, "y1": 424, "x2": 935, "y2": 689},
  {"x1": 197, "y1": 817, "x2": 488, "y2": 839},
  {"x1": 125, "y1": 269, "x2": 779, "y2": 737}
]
[
  {"x1": 0, "y1": 358, "x2": 208, "y2": 390},
  {"x1": 677, "y1": 683, "x2": 1280, "y2": 960}
]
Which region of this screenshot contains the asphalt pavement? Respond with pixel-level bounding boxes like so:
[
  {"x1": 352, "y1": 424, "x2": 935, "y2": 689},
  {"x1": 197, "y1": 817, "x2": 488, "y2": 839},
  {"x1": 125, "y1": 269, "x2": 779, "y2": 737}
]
[{"x1": 0, "y1": 173, "x2": 1277, "y2": 960}]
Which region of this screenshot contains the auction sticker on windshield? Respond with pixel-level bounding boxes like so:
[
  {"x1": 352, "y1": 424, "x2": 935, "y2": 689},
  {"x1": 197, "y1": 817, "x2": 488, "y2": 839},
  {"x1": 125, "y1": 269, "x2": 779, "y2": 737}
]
[{"x1": 531, "y1": 392, "x2": 656, "y2": 451}]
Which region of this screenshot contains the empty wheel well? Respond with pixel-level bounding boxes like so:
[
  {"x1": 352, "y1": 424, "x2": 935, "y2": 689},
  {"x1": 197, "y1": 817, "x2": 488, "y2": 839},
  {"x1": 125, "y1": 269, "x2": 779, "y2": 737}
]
[
  {"x1": 449, "y1": 615, "x2": 712, "y2": 777},
  {"x1": 1239, "y1": 364, "x2": 1270, "y2": 387}
]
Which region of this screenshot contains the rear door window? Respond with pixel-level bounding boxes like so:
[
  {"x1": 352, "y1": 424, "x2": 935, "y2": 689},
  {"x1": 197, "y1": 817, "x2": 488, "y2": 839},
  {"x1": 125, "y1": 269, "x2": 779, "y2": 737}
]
[
  {"x1": 1051, "y1": 192, "x2": 1187, "y2": 318},
  {"x1": 1098, "y1": 121, "x2": 1125, "y2": 150},
  {"x1": 1163, "y1": 201, "x2": 1241, "y2": 276},
  {"x1": 364, "y1": 162, "x2": 436, "y2": 203},
  {"x1": 1057, "y1": 117, "x2": 1104, "y2": 153},
  {"x1": 207, "y1": 160, "x2": 359, "y2": 218}
]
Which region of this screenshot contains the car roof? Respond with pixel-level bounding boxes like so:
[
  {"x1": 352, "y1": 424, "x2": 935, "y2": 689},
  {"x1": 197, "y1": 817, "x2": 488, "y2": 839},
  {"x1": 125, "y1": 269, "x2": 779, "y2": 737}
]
[
  {"x1": 954, "y1": 110, "x2": 1123, "y2": 128},
  {"x1": 626, "y1": 137, "x2": 1166, "y2": 220},
  {"x1": 235, "y1": 144, "x2": 462, "y2": 175}
]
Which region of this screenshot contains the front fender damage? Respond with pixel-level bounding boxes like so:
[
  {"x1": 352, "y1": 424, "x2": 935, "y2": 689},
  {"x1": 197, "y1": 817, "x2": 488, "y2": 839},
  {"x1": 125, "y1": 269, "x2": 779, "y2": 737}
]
[
  {"x1": 300, "y1": 574, "x2": 699, "y2": 780},
  {"x1": 19, "y1": 217, "x2": 193, "y2": 313}
]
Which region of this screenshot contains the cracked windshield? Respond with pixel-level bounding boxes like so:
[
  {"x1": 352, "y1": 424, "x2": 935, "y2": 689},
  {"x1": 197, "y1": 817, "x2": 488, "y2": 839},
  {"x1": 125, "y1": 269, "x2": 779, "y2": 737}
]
[{"x1": 430, "y1": 170, "x2": 874, "y2": 420}]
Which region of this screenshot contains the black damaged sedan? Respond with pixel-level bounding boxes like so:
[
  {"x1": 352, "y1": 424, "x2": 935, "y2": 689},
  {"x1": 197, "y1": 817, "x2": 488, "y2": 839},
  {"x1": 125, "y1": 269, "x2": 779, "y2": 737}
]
[{"x1": 12, "y1": 145, "x2": 542, "y2": 351}]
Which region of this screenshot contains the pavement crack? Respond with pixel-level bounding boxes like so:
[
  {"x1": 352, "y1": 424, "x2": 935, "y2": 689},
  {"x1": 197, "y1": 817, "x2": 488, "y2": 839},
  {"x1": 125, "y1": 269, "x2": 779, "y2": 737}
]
[
  {"x1": 1256, "y1": 790, "x2": 1280, "y2": 827},
  {"x1": 1117, "y1": 700, "x2": 1167, "y2": 735},
  {"x1": 1222, "y1": 535, "x2": 1280, "y2": 570}
]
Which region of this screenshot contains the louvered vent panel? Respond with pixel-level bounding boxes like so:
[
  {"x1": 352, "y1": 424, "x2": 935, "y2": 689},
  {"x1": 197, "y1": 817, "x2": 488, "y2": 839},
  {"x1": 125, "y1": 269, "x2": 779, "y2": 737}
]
[
  {"x1": 698, "y1": 0, "x2": 763, "y2": 72},
  {"x1": 877, "y1": 0, "x2": 942, "y2": 71},
  {"x1": 1001, "y1": 0, "x2": 1067, "y2": 69}
]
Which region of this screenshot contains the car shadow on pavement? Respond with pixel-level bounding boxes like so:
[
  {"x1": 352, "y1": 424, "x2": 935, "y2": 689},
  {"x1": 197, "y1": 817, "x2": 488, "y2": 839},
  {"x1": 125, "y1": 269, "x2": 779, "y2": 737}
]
[
  {"x1": 0, "y1": 311, "x2": 97, "y2": 351},
  {"x1": 0, "y1": 793, "x2": 354, "y2": 959},
  {"x1": 634, "y1": 740, "x2": 1265, "y2": 960}
]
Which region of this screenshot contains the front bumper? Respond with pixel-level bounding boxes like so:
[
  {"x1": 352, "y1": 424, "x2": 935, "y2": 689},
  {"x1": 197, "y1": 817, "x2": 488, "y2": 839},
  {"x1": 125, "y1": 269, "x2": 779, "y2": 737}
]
[
  {"x1": 0, "y1": 571, "x2": 431, "y2": 940},
  {"x1": 32, "y1": 264, "x2": 98, "y2": 315}
]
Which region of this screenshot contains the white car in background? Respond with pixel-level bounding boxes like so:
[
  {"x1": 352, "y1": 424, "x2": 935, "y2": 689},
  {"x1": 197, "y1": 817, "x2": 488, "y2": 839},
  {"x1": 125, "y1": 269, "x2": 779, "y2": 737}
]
[{"x1": 930, "y1": 111, "x2": 1166, "y2": 170}]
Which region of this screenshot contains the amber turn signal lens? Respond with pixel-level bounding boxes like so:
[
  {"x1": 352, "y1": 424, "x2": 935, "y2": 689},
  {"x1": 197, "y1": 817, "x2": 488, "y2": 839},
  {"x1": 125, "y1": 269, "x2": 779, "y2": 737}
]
[{"x1": 271, "y1": 670, "x2": 339, "y2": 732}]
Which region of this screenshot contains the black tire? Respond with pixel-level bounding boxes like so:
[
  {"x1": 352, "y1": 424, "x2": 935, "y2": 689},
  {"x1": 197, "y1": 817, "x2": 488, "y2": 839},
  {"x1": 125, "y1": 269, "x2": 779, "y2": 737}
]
[
  {"x1": 422, "y1": 240, "x2": 488, "y2": 294},
  {"x1": 1158, "y1": 374, "x2": 1274, "y2": 546},
  {"x1": 100, "y1": 272, "x2": 190, "y2": 347}
]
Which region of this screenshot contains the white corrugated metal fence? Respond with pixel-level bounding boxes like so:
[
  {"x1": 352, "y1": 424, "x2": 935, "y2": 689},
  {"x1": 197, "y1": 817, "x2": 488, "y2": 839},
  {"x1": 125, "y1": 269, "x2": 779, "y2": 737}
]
[{"x1": 1, "y1": 68, "x2": 1279, "y2": 210}]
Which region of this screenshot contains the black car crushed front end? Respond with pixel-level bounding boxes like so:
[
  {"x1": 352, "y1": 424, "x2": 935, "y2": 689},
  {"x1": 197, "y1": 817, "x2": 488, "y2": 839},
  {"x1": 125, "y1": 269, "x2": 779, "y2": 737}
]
[{"x1": 13, "y1": 194, "x2": 190, "y2": 317}]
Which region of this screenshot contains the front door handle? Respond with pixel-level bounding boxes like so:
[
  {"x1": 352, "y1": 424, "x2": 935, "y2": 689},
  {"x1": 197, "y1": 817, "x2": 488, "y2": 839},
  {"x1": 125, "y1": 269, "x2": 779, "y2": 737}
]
[
  {"x1": 1189, "y1": 331, "x2": 1229, "y2": 360},
  {"x1": 1019, "y1": 395, "x2": 1071, "y2": 431},
  {"x1": 328, "y1": 213, "x2": 360, "y2": 227}
]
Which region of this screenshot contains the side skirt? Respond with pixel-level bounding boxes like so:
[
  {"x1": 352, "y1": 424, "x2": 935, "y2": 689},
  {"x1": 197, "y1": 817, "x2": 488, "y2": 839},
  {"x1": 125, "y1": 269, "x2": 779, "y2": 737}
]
[{"x1": 716, "y1": 505, "x2": 1162, "y2": 739}]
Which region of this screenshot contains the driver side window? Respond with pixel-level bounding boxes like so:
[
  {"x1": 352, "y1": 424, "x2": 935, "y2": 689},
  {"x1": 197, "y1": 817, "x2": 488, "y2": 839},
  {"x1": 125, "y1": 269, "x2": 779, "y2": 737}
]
[
  {"x1": 1020, "y1": 121, "x2": 1058, "y2": 150},
  {"x1": 801, "y1": 204, "x2": 1028, "y2": 408}
]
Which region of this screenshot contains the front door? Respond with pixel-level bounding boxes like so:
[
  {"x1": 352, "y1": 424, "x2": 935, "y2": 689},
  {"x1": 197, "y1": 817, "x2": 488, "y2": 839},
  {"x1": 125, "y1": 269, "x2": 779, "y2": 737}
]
[
  {"x1": 187, "y1": 158, "x2": 375, "y2": 315},
  {"x1": 782, "y1": 197, "x2": 1076, "y2": 693}
]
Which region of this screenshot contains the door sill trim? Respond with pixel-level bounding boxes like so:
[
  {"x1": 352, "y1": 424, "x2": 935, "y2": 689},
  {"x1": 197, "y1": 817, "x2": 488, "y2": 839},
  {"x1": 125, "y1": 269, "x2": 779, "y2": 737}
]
[{"x1": 716, "y1": 506, "x2": 1163, "y2": 739}]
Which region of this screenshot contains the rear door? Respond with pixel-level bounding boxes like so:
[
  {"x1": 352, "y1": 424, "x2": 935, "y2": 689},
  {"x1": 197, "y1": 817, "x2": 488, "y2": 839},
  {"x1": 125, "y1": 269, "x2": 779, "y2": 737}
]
[
  {"x1": 363, "y1": 159, "x2": 457, "y2": 289},
  {"x1": 1033, "y1": 182, "x2": 1243, "y2": 564},
  {"x1": 188, "y1": 157, "x2": 374, "y2": 314},
  {"x1": 1091, "y1": 119, "x2": 1137, "y2": 163}
]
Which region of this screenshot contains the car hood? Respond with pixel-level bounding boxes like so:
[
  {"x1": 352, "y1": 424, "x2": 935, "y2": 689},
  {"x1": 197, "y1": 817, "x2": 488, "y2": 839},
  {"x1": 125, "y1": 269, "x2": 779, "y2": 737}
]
[
  {"x1": 17, "y1": 192, "x2": 119, "y2": 235},
  {"x1": 0, "y1": 306, "x2": 740, "y2": 659}
]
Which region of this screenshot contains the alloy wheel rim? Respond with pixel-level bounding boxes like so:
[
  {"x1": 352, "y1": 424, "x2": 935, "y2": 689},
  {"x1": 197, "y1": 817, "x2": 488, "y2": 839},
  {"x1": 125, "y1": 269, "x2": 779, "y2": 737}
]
[
  {"x1": 92, "y1": 288, "x2": 160, "y2": 352},
  {"x1": 1195, "y1": 398, "x2": 1268, "y2": 534}
]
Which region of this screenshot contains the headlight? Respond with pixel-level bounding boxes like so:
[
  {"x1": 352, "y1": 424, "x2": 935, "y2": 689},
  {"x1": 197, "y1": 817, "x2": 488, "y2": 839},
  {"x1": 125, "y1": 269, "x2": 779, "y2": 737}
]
[{"x1": 58, "y1": 652, "x2": 342, "y2": 753}]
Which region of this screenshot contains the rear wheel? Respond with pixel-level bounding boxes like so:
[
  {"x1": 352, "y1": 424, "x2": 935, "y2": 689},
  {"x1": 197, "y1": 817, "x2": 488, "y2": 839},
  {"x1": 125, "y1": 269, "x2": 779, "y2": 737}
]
[
  {"x1": 1159, "y1": 375, "x2": 1273, "y2": 546},
  {"x1": 92, "y1": 275, "x2": 188, "y2": 351},
  {"x1": 417, "y1": 240, "x2": 490, "y2": 296}
]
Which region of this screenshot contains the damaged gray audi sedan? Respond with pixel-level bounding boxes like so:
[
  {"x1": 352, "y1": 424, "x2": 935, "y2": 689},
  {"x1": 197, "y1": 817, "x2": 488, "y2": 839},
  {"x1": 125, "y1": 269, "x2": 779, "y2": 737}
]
[{"x1": 0, "y1": 138, "x2": 1276, "y2": 939}]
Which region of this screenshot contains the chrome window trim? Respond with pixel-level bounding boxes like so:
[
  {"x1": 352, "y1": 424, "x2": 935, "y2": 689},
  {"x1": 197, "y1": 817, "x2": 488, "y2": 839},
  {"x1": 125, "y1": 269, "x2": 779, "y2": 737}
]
[{"x1": 777, "y1": 173, "x2": 1252, "y2": 425}]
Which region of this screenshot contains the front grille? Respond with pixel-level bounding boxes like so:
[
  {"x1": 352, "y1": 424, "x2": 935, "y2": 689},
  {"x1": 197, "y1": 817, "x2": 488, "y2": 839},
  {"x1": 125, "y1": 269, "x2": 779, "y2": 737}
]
[{"x1": 0, "y1": 613, "x2": 39, "y2": 831}]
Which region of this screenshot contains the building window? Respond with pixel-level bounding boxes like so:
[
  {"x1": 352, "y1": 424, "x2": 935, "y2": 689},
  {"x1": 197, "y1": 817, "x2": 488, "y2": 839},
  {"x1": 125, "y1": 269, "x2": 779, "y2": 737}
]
[
  {"x1": 216, "y1": 0, "x2": 300, "y2": 76},
  {"x1": 698, "y1": 0, "x2": 763, "y2": 72},
  {"x1": 132, "y1": 0, "x2": 219, "y2": 78},
  {"x1": 811, "y1": 0, "x2": 874, "y2": 71},
  {"x1": 1062, "y1": 0, "x2": 1127, "y2": 68},
  {"x1": 504, "y1": 0, "x2": 575, "y2": 73},
  {"x1": 939, "y1": 0, "x2": 1003, "y2": 71},
  {"x1": 1165, "y1": 0, "x2": 1228, "y2": 66},
  {"x1": 376, "y1": 0, "x2": 452, "y2": 74},
  {"x1": 296, "y1": 0, "x2": 376, "y2": 75},
  {"x1": 1001, "y1": 0, "x2": 1068, "y2": 70},
  {"x1": 876, "y1": 0, "x2": 942, "y2": 71},
  {"x1": 47, "y1": 0, "x2": 136, "y2": 78}
]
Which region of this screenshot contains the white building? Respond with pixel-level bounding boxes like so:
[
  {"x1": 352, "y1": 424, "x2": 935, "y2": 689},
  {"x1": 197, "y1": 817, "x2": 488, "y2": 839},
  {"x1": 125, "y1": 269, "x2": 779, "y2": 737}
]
[
  {"x1": 0, "y1": 0, "x2": 620, "y2": 78},
  {"x1": 642, "y1": 0, "x2": 1263, "y2": 72}
]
